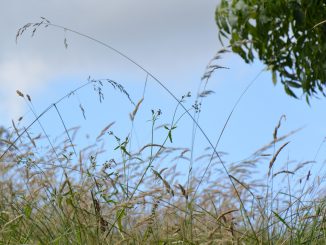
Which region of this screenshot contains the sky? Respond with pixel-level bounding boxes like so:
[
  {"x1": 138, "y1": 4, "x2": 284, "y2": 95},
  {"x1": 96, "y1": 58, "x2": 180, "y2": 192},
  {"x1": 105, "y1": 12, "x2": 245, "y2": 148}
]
[{"x1": 0, "y1": 0, "x2": 325, "y2": 188}]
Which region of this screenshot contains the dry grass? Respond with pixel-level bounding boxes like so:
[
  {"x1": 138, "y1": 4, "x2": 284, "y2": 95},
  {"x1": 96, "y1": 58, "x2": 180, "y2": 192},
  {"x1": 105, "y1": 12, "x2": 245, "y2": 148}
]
[
  {"x1": 0, "y1": 18, "x2": 325, "y2": 244},
  {"x1": 1, "y1": 118, "x2": 325, "y2": 244}
]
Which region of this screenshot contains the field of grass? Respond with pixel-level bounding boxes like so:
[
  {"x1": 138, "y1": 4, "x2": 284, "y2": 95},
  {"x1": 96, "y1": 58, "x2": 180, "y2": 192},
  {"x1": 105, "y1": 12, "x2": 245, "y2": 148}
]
[{"x1": 0, "y1": 18, "x2": 325, "y2": 244}]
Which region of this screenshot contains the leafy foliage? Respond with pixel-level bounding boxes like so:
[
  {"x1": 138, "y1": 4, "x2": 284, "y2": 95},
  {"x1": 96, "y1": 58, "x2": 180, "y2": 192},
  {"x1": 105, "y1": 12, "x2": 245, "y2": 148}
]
[{"x1": 216, "y1": 0, "x2": 326, "y2": 101}]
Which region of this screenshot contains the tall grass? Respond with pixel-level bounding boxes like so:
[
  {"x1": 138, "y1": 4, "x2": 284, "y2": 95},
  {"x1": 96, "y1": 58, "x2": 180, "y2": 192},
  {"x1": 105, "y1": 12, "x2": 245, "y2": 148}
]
[{"x1": 0, "y1": 17, "x2": 325, "y2": 244}]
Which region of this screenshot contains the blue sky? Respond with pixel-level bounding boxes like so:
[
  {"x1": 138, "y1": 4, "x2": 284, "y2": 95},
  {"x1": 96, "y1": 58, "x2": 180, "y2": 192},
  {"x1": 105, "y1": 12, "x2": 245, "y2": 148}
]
[{"x1": 1, "y1": 0, "x2": 325, "y2": 188}]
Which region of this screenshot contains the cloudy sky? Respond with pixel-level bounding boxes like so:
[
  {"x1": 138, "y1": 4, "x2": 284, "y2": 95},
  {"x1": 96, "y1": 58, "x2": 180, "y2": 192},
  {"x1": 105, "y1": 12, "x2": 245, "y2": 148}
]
[
  {"x1": 0, "y1": 0, "x2": 220, "y2": 119},
  {"x1": 1, "y1": 0, "x2": 325, "y2": 181}
]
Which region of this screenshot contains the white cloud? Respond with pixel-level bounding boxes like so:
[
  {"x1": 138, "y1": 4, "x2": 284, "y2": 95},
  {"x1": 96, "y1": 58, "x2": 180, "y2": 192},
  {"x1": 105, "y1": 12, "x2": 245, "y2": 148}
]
[
  {"x1": 0, "y1": 0, "x2": 221, "y2": 124},
  {"x1": 0, "y1": 58, "x2": 49, "y2": 122}
]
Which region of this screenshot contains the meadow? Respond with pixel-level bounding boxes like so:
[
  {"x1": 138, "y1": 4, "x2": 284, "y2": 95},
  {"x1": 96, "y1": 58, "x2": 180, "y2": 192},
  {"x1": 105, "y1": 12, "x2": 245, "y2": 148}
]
[{"x1": 0, "y1": 18, "x2": 325, "y2": 244}]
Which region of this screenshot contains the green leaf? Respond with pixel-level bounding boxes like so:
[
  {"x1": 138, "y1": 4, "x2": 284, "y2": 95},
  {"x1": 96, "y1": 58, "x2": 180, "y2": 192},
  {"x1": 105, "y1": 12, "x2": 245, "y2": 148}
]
[
  {"x1": 287, "y1": 81, "x2": 301, "y2": 88},
  {"x1": 116, "y1": 209, "x2": 125, "y2": 233},
  {"x1": 305, "y1": 94, "x2": 311, "y2": 106},
  {"x1": 220, "y1": 18, "x2": 230, "y2": 34},
  {"x1": 272, "y1": 70, "x2": 277, "y2": 85},
  {"x1": 120, "y1": 146, "x2": 131, "y2": 156},
  {"x1": 24, "y1": 205, "x2": 32, "y2": 219},
  {"x1": 272, "y1": 211, "x2": 292, "y2": 230},
  {"x1": 284, "y1": 85, "x2": 298, "y2": 99},
  {"x1": 168, "y1": 131, "x2": 173, "y2": 143},
  {"x1": 166, "y1": 126, "x2": 177, "y2": 143}
]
